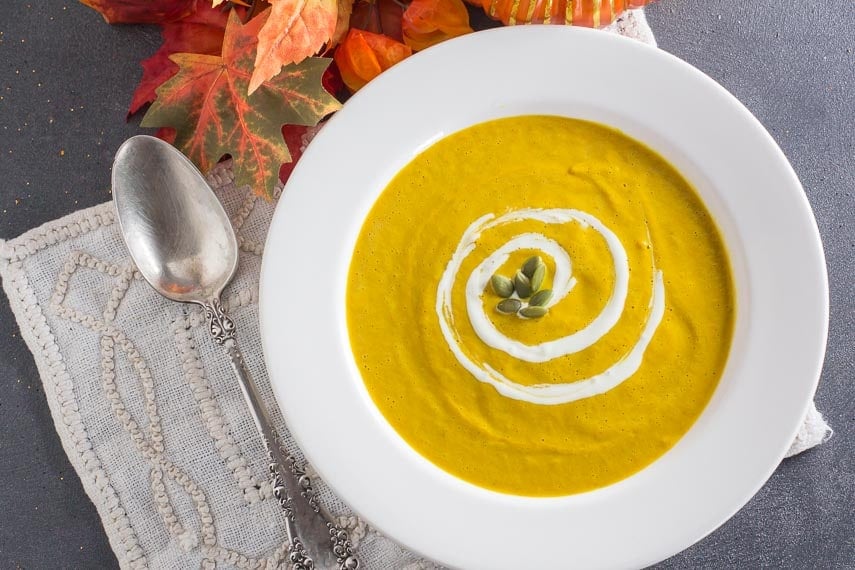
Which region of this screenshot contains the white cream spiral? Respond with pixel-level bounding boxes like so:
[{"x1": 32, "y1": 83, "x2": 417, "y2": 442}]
[{"x1": 436, "y1": 208, "x2": 665, "y2": 405}]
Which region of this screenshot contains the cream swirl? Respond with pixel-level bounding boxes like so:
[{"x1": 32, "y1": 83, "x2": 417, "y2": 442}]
[{"x1": 436, "y1": 208, "x2": 665, "y2": 405}]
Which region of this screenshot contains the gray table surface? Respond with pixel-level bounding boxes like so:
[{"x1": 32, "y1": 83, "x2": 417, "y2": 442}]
[{"x1": 0, "y1": 0, "x2": 852, "y2": 568}]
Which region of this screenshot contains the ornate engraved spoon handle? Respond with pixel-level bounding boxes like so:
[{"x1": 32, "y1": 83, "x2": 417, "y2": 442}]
[{"x1": 202, "y1": 298, "x2": 359, "y2": 570}]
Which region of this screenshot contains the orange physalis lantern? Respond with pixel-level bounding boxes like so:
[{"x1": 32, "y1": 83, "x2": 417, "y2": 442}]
[
  {"x1": 334, "y1": 28, "x2": 413, "y2": 92},
  {"x1": 402, "y1": 0, "x2": 474, "y2": 52}
]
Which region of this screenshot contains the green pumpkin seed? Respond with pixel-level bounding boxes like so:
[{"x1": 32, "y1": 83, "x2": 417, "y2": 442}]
[
  {"x1": 496, "y1": 298, "x2": 522, "y2": 314},
  {"x1": 529, "y1": 289, "x2": 553, "y2": 307},
  {"x1": 519, "y1": 305, "x2": 548, "y2": 318},
  {"x1": 529, "y1": 263, "x2": 546, "y2": 292},
  {"x1": 521, "y1": 255, "x2": 543, "y2": 278},
  {"x1": 490, "y1": 274, "x2": 515, "y2": 298},
  {"x1": 514, "y1": 270, "x2": 532, "y2": 298}
]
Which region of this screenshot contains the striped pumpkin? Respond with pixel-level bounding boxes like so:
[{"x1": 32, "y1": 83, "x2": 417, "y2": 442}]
[{"x1": 471, "y1": 0, "x2": 652, "y2": 26}]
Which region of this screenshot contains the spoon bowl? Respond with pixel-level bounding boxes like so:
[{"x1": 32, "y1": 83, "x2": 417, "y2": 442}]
[{"x1": 112, "y1": 135, "x2": 237, "y2": 305}]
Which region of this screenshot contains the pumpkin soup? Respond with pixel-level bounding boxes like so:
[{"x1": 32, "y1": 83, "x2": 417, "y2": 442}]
[{"x1": 346, "y1": 116, "x2": 734, "y2": 496}]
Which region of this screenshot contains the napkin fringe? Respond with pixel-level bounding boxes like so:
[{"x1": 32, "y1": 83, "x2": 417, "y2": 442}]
[{"x1": 785, "y1": 400, "x2": 833, "y2": 458}]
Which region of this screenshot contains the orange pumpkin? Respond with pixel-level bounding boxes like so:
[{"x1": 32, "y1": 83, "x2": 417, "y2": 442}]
[{"x1": 469, "y1": 0, "x2": 652, "y2": 26}]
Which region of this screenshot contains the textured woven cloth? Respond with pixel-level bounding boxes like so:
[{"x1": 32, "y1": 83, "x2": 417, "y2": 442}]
[{"x1": 0, "y1": 12, "x2": 831, "y2": 570}]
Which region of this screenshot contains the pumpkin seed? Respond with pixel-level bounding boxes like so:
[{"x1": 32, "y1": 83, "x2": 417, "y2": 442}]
[
  {"x1": 496, "y1": 298, "x2": 522, "y2": 314},
  {"x1": 529, "y1": 289, "x2": 553, "y2": 307},
  {"x1": 529, "y1": 263, "x2": 546, "y2": 292},
  {"x1": 521, "y1": 255, "x2": 542, "y2": 278},
  {"x1": 490, "y1": 274, "x2": 514, "y2": 298},
  {"x1": 514, "y1": 270, "x2": 532, "y2": 298},
  {"x1": 519, "y1": 305, "x2": 548, "y2": 318}
]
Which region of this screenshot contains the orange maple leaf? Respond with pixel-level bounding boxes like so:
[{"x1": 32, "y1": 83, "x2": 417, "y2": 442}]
[
  {"x1": 249, "y1": 0, "x2": 339, "y2": 93},
  {"x1": 402, "y1": 0, "x2": 472, "y2": 52},
  {"x1": 141, "y1": 9, "x2": 341, "y2": 198}
]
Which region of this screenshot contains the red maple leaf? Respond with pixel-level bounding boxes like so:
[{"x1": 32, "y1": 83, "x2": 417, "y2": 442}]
[
  {"x1": 80, "y1": 0, "x2": 195, "y2": 24},
  {"x1": 128, "y1": 1, "x2": 237, "y2": 116}
]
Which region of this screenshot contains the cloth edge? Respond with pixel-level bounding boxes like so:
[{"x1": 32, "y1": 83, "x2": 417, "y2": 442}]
[
  {"x1": 785, "y1": 400, "x2": 833, "y2": 458},
  {"x1": 603, "y1": 8, "x2": 658, "y2": 47},
  {"x1": 0, "y1": 218, "x2": 144, "y2": 569}
]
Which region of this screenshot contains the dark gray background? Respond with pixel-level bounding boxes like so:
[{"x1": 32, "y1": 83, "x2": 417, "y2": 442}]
[{"x1": 0, "y1": 0, "x2": 852, "y2": 568}]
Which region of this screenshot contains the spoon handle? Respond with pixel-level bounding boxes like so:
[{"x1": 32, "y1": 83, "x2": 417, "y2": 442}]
[{"x1": 203, "y1": 298, "x2": 359, "y2": 570}]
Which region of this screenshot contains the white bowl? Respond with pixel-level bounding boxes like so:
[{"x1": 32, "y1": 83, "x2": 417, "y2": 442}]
[{"x1": 259, "y1": 26, "x2": 828, "y2": 569}]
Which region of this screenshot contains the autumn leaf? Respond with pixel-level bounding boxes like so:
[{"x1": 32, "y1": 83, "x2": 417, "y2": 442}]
[
  {"x1": 128, "y1": 0, "x2": 232, "y2": 116},
  {"x1": 322, "y1": 60, "x2": 346, "y2": 96},
  {"x1": 278, "y1": 123, "x2": 329, "y2": 183},
  {"x1": 278, "y1": 125, "x2": 311, "y2": 184},
  {"x1": 248, "y1": 0, "x2": 339, "y2": 94},
  {"x1": 79, "y1": 0, "x2": 195, "y2": 24},
  {"x1": 473, "y1": 0, "x2": 652, "y2": 26},
  {"x1": 330, "y1": 0, "x2": 355, "y2": 48},
  {"x1": 276, "y1": 65, "x2": 339, "y2": 181},
  {"x1": 402, "y1": 0, "x2": 472, "y2": 52},
  {"x1": 334, "y1": 28, "x2": 411, "y2": 92},
  {"x1": 141, "y1": 9, "x2": 341, "y2": 198}
]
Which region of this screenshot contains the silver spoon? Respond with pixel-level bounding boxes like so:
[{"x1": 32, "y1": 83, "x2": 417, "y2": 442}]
[{"x1": 112, "y1": 135, "x2": 358, "y2": 570}]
